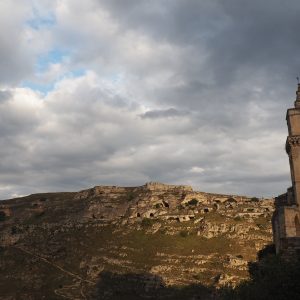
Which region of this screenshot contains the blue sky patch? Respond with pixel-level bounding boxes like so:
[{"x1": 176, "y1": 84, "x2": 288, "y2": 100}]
[
  {"x1": 21, "y1": 69, "x2": 87, "y2": 95},
  {"x1": 26, "y1": 8, "x2": 56, "y2": 30},
  {"x1": 21, "y1": 80, "x2": 56, "y2": 95},
  {"x1": 36, "y1": 49, "x2": 71, "y2": 72}
]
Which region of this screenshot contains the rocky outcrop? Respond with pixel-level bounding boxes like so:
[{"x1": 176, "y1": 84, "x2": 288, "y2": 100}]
[
  {"x1": 0, "y1": 182, "x2": 274, "y2": 299},
  {"x1": 143, "y1": 182, "x2": 193, "y2": 192}
]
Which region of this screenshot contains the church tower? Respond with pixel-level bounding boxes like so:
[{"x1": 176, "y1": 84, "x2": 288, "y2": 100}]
[
  {"x1": 272, "y1": 84, "x2": 300, "y2": 259},
  {"x1": 286, "y1": 83, "x2": 300, "y2": 206}
]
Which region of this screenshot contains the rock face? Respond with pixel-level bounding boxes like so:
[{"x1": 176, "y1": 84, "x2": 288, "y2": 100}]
[{"x1": 0, "y1": 182, "x2": 274, "y2": 299}]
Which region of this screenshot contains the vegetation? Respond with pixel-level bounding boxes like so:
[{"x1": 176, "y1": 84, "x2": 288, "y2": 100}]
[
  {"x1": 255, "y1": 216, "x2": 269, "y2": 230},
  {"x1": 221, "y1": 254, "x2": 300, "y2": 300},
  {"x1": 126, "y1": 191, "x2": 135, "y2": 201},
  {"x1": 179, "y1": 230, "x2": 188, "y2": 237},
  {"x1": 227, "y1": 197, "x2": 236, "y2": 203},
  {"x1": 141, "y1": 218, "x2": 154, "y2": 228},
  {"x1": 187, "y1": 198, "x2": 198, "y2": 206},
  {"x1": 0, "y1": 187, "x2": 276, "y2": 299},
  {"x1": 11, "y1": 226, "x2": 17, "y2": 235},
  {"x1": 0, "y1": 211, "x2": 6, "y2": 221},
  {"x1": 251, "y1": 197, "x2": 260, "y2": 202},
  {"x1": 95, "y1": 245, "x2": 300, "y2": 300}
]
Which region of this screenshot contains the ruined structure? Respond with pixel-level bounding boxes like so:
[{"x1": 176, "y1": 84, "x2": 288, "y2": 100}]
[{"x1": 272, "y1": 84, "x2": 300, "y2": 258}]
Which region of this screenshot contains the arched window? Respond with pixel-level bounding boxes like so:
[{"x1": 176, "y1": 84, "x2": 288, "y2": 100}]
[{"x1": 295, "y1": 215, "x2": 300, "y2": 236}]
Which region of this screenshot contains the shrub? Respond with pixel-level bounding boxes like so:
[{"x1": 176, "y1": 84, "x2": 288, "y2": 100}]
[
  {"x1": 187, "y1": 199, "x2": 198, "y2": 206},
  {"x1": 251, "y1": 197, "x2": 260, "y2": 202},
  {"x1": 0, "y1": 211, "x2": 6, "y2": 222},
  {"x1": 159, "y1": 228, "x2": 167, "y2": 234},
  {"x1": 220, "y1": 250, "x2": 300, "y2": 300},
  {"x1": 11, "y1": 226, "x2": 17, "y2": 234},
  {"x1": 192, "y1": 274, "x2": 201, "y2": 280},
  {"x1": 227, "y1": 197, "x2": 236, "y2": 203},
  {"x1": 257, "y1": 244, "x2": 275, "y2": 260},
  {"x1": 141, "y1": 218, "x2": 154, "y2": 228},
  {"x1": 179, "y1": 230, "x2": 188, "y2": 237},
  {"x1": 127, "y1": 192, "x2": 135, "y2": 201}
]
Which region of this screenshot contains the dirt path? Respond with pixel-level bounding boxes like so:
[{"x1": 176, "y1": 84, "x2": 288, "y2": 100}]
[{"x1": 14, "y1": 246, "x2": 95, "y2": 299}]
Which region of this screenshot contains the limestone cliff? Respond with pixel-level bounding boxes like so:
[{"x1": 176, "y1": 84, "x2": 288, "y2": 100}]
[{"x1": 0, "y1": 183, "x2": 274, "y2": 299}]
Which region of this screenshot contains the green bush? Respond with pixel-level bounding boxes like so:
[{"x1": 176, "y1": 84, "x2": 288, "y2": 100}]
[
  {"x1": 127, "y1": 192, "x2": 135, "y2": 201},
  {"x1": 141, "y1": 218, "x2": 154, "y2": 228},
  {"x1": 0, "y1": 211, "x2": 6, "y2": 222},
  {"x1": 227, "y1": 197, "x2": 236, "y2": 203},
  {"x1": 220, "y1": 253, "x2": 300, "y2": 300},
  {"x1": 159, "y1": 228, "x2": 167, "y2": 234},
  {"x1": 251, "y1": 197, "x2": 260, "y2": 202},
  {"x1": 179, "y1": 230, "x2": 188, "y2": 237},
  {"x1": 187, "y1": 199, "x2": 198, "y2": 206}
]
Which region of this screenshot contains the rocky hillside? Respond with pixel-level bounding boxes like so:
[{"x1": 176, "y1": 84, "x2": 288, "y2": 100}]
[{"x1": 0, "y1": 182, "x2": 274, "y2": 299}]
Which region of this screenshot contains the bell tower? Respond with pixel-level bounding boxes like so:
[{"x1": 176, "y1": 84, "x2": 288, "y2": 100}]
[
  {"x1": 286, "y1": 83, "x2": 300, "y2": 206},
  {"x1": 272, "y1": 83, "x2": 300, "y2": 259}
]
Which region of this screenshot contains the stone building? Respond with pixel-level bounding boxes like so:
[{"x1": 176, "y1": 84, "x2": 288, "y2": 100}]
[{"x1": 272, "y1": 84, "x2": 300, "y2": 259}]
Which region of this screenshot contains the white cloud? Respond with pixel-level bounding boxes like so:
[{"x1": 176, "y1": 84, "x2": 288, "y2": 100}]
[
  {"x1": 190, "y1": 167, "x2": 205, "y2": 174},
  {"x1": 0, "y1": 0, "x2": 296, "y2": 199}
]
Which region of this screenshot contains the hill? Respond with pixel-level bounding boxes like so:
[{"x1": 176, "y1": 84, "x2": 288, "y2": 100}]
[{"x1": 0, "y1": 182, "x2": 274, "y2": 299}]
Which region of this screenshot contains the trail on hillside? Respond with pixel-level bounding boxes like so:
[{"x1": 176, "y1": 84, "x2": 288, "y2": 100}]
[{"x1": 14, "y1": 246, "x2": 95, "y2": 299}]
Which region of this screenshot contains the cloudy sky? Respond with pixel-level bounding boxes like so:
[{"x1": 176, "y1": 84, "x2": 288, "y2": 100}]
[{"x1": 1, "y1": 0, "x2": 300, "y2": 199}]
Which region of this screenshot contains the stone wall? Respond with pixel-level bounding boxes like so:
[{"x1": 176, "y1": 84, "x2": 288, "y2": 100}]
[{"x1": 273, "y1": 84, "x2": 300, "y2": 259}]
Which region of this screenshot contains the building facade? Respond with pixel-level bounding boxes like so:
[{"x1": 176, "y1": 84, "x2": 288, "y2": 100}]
[{"x1": 272, "y1": 84, "x2": 300, "y2": 259}]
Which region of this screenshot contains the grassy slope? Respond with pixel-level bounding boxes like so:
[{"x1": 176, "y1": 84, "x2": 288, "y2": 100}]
[{"x1": 0, "y1": 191, "x2": 273, "y2": 299}]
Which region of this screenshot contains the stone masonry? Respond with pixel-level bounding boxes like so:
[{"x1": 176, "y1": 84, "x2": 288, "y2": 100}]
[{"x1": 272, "y1": 84, "x2": 300, "y2": 259}]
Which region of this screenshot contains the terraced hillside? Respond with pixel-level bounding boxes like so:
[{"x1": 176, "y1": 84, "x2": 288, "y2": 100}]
[{"x1": 0, "y1": 182, "x2": 274, "y2": 299}]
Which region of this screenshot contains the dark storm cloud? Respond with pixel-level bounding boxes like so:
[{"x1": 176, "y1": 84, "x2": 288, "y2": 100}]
[
  {"x1": 98, "y1": 0, "x2": 223, "y2": 44},
  {"x1": 86, "y1": 0, "x2": 298, "y2": 142},
  {"x1": 207, "y1": 0, "x2": 300, "y2": 85},
  {"x1": 140, "y1": 108, "x2": 189, "y2": 119},
  {"x1": 99, "y1": 0, "x2": 300, "y2": 78},
  {"x1": 97, "y1": 0, "x2": 300, "y2": 106}
]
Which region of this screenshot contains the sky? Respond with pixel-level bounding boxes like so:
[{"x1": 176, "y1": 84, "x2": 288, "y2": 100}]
[{"x1": 1, "y1": 0, "x2": 300, "y2": 199}]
